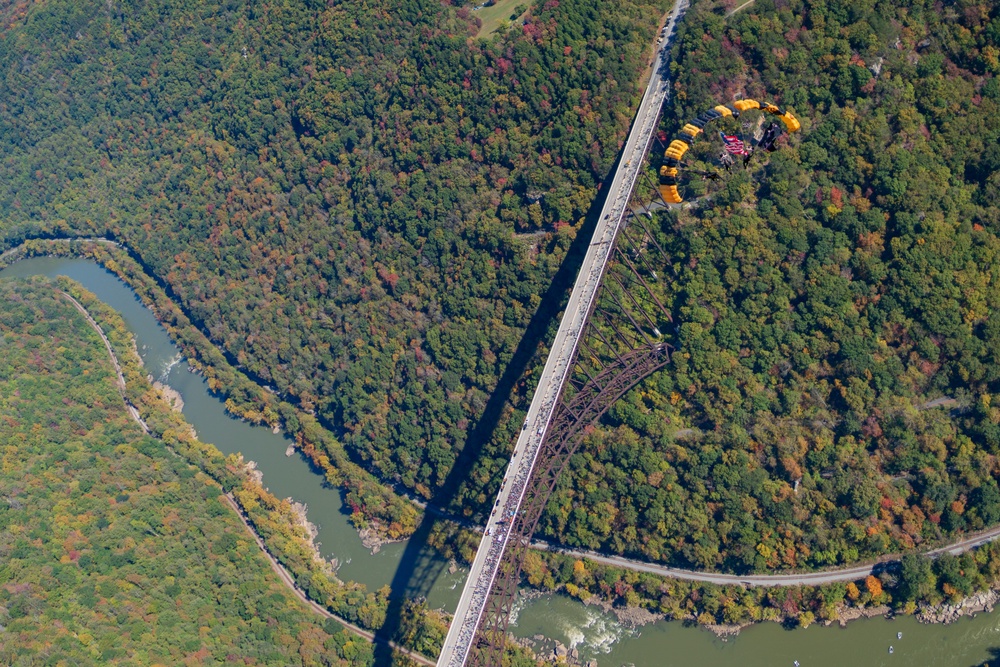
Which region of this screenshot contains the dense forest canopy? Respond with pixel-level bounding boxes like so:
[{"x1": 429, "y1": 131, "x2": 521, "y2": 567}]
[
  {"x1": 0, "y1": 0, "x2": 666, "y2": 503},
  {"x1": 0, "y1": 279, "x2": 368, "y2": 666},
  {"x1": 6, "y1": 0, "x2": 1000, "y2": 590},
  {"x1": 540, "y1": 0, "x2": 1000, "y2": 573}
]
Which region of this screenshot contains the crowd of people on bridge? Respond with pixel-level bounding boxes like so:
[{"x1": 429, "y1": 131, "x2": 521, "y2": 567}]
[
  {"x1": 446, "y1": 218, "x2": 623, "y2": 661},
  {"x1": 445, "y1": 404, "x2": 555, "y2": 663}
]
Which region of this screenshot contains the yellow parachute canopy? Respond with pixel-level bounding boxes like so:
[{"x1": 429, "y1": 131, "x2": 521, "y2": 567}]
[{"x1": 658, "y1": 98, "x2": 800, "y2": 204}]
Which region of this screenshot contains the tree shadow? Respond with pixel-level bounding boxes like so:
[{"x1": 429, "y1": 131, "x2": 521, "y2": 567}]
[
  {"x1": 371, "y1": 162, "x2": 626, "y2": 665},
  {"x1": 972, "y1": 647, "x2": 1000, "y2": 667}
]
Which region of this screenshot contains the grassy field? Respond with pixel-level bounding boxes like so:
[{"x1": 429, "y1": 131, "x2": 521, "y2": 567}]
[{"x1": 474, "y1": 0, "x2": 528, "y2": 37}]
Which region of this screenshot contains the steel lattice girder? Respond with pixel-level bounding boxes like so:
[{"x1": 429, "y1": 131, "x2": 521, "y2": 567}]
[
  {"x1": 468, "y1": 342, "x2": 670, "y2": 666},
  {"x1": 467, "y1": 177, "x2": 676, "y2": 666}
]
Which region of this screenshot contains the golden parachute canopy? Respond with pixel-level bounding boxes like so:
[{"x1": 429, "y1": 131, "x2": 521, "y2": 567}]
[{"x1": 658, "y1": 98, "x2": 801, "y2": 204}]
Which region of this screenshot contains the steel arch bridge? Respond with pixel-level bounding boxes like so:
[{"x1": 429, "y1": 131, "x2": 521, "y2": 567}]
[
  {"x1": 469, "y1": 215, "x2": 676, "y2": 667},
  {"x1": 437, "y1": 1, "x2": 690, "y2": 664}
]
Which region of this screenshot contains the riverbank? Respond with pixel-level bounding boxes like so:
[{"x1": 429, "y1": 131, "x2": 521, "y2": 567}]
[
  {"x1": 1, "y1": 237, "x2": 420, "y2": 545},
  {"x1": 19, "y1": 238, "x2": 1000, "y2": 589},
  {"x1": 511, "y1": 589, "x2": 968, "y2": 662},
  {"x1": 61, "y1": 279, "x2": 381, "y2": 644},
  {"x1": 14, "y1": 244, "x2": 1000, "y2": 649},
  {"x1": 153, "y1": 380, "x2": 185, "y2": 412},
  {"x1": 58, "y1": 290, "x2": 151, "y2": 434},
  {"x1": 513, "y1": 545, "x2": 1000, "y2": 645},
  {"x1": 532, "y1": 520, "x2": 1000, "y2": 587},
  {"x1": 917, "y1": 588, "x2": 1000, "y2": 625},
  {"x1": 44, "y1": 274, "x2": 444, "y2": 663},
  {"x1": 221, "y1": 493, "x2": 436, "y2": 667},
  {"x1": 509, "y1": 588, "x2": 1000, "y2": 667}
]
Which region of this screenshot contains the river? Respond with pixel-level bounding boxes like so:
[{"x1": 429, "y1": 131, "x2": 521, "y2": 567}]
[{"x1": 2, "y1": 256, "x2": 997, "y2": 667}]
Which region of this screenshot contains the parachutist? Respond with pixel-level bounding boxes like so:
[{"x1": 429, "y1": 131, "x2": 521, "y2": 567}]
[
  {"x1": 693, "y1": 169, "x2": 721, "y2": 182},
  {"x1": 758, "y1": 121, "x2": 782, "y2": 152}
]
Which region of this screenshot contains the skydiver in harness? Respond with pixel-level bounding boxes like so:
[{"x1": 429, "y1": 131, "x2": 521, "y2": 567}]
[
  {"x1": 719, "y1": 151, "x2": 734, "y2": 173},
  {"x1": 720, "y1": 132, "x2": 749, "y2": 169},
  {"x1": 692, "y1": 168, "x2": 722, "y2": 182},
  {"x1": 758, "y1": 121, "x2": 782, "y2": 152}
]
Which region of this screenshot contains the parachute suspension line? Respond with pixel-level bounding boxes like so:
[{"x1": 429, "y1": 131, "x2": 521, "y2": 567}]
[
  {"x1": 652, "y1": 182, "x2": 672, "y2": 208},
  {"x1": 621, "y1": 202, "x2": 675, "y2": 280},
  {"x1": 738, "y1": 112, "x2": 756, "y2": 148},
  {"x1": 641, "y1": 171, "x2": 673, "y2": 210}
]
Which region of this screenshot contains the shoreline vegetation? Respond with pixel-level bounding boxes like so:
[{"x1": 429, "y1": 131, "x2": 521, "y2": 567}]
[
  {"x1": 61, "y1": 275, "x2": 428, "y2": 661},
  {"x1": 8, "y1": 275, "x2": 1000, "y2": 665},
  {"x1": 0, "y1": 280, "x2": 380, "y2": 665},
  {"x1": 10, "y1": 238, "x2": 1000, "y2": 645},
  {"x1": 219, "y1": 491, "x2": 438, "y2": 667},
  {"x1": 1, "y1": 0, "x2": 999, "y2": 657},
  {"x1": 1, "y1": 237, "x2": 421, "y2": 546},
  {"x1": 41, "y1": 272, "x2": 448, "y2": 662}
]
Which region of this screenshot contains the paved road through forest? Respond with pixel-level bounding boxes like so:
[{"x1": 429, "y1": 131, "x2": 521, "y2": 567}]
[{"x1": 532, "y1": 525, "x2": 1000, "y2": 586}]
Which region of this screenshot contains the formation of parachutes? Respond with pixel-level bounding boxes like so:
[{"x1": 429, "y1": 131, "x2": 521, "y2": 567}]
[{"x1": 658, "y1": 98, "x2": 801, "y2": 204}]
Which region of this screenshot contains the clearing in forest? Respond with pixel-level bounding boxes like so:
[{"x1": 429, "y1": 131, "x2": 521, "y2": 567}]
[{"x1": 474, "y1": 0, "x2": 529, "y2": 37}]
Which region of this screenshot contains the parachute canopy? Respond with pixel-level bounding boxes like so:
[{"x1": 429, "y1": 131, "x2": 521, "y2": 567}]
[{"x1": 659, "y1": 98, "x2": 801, "y2": 205}]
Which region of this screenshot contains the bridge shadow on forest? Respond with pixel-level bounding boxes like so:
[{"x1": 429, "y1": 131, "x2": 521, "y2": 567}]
[
  {"x1": 371, "y1": 46, "x2": 679, "y2": 663},
  {"x1": 371, "y1": 160, "x2": 636, "y2": 665}
]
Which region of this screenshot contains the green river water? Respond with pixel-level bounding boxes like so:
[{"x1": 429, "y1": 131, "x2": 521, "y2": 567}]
[{"x1": 3, "y1": 256, "x2": 999, "y2": 667}]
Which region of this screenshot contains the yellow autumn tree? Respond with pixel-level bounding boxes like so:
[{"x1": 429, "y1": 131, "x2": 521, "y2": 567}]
[{"x1": 846, "y1": 582, "x2": 860, "y2": 601}]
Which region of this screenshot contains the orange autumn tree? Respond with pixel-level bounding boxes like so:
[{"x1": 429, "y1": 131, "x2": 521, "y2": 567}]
[{"x1": 865, "y1": 575, "x2": 883, "y2": 599}]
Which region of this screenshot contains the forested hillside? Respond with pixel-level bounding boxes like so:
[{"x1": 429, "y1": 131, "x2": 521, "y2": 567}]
[
  {"x1": 0, "y1": 0, "x2": 665, "y2": 502},
  {"x1": 542, "y1": 0, "x2": 1000, "y2": 573},
  {"x1": 0, "y1": 279, "x2": 367, "y2": 666}
]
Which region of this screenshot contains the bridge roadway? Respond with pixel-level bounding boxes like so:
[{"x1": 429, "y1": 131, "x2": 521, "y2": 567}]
[{"x1": 436, "y1": 2, "x2": 688, "y2": 665}]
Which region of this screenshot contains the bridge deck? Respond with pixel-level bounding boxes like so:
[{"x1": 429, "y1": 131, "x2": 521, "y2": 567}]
[{"x1": 436, "y1": 2, "x2": 687, "y2": 665}]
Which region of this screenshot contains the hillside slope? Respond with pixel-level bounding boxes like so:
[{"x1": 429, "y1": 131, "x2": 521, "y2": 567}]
[
  {"x1": 0, "y1": 278, "x2": 368, "y2": 666},
  {"x1": 542, "y1": 0, "x2": 1000, "y2": 576},
  {"x1": 0, "y1": 0, "x2": 666, "y2": 505}
]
